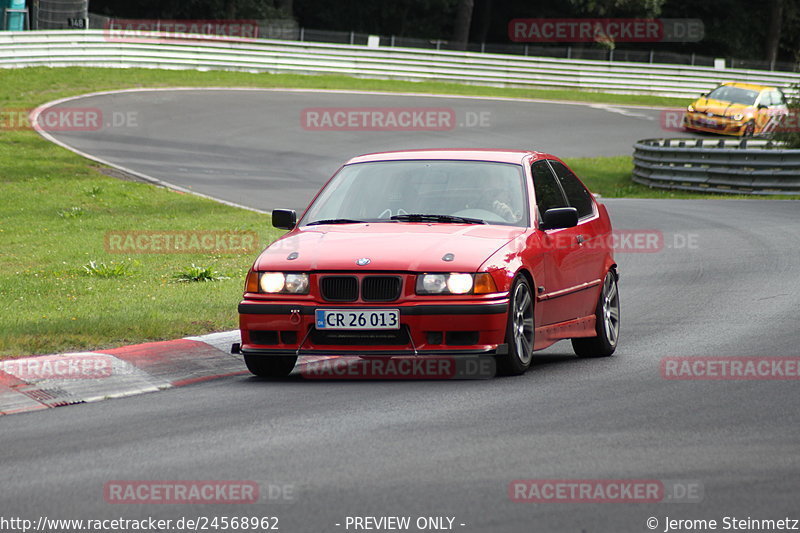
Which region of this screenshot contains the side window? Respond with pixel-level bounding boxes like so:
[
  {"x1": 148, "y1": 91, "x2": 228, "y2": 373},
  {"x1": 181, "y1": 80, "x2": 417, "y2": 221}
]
[
  {"x1": 772, "y1": 91, "x2": 785, "y2": 106},
  {"x1": 548, "y1": 161, "x2": 594, "y2": 219},
  {"x1": 531, "y1": 161, "x2": 567, "y2": 218},
  {"x1": 759, "y1": 92, "x2": 772, "y2": 106}
]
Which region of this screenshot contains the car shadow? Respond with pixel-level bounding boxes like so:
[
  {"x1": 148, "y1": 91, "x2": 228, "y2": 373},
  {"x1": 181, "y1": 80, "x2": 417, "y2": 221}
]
[{"x1": 235, "y1": 350, "x2": 593, "y2": 384}]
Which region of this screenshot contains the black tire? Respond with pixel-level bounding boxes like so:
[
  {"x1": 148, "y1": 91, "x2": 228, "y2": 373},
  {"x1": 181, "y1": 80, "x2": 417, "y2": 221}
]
[
  {"x1": 244, "y1": 355, "x2": 298, "y2": 378},
  {"x1": 495, "y1": 276, "x2": 534, "y2": 376},
  {"x1": 572, "y1": 271, "x2": 620, "y2": 358}
]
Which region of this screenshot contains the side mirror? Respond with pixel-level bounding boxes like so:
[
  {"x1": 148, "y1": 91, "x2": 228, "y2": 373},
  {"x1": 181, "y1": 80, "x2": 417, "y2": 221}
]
[
  {"x1": 540, "y1": 207, "x2": 578, "y2": 230},
  {"x1": 757, "y1": 104, "x2": 768, "y2": 109},
  {"x1": 272, "y1": 209, "x2": 297, "y2": 230}
]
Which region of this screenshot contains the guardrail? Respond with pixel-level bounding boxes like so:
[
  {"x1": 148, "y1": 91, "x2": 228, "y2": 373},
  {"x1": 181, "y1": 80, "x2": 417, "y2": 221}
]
[
  {"x1": 2, "y1": 30, "x2": 800, "y2": 98},
  {"x1": 632, "y1": 138, "x2": 800, "y2": 195}
]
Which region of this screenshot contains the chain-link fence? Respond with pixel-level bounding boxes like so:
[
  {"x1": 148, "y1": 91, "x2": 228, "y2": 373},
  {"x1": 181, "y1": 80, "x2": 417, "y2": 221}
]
[{"x1": 276, "y1": 27, "x2": 799, "y2": 73}]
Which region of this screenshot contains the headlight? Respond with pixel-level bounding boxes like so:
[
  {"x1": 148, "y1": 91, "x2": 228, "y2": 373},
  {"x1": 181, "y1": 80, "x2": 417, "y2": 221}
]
[
  {"x1": 416, "y1": 273, "x2": 498, "y2": 295},
  {"x1": 260, "y1": 272, "x2": 286, "y2": 293},
  {"x1": 687, "y1": 104, "x2": 695, "y2": 112},
  {"x1": 248, "y1": 272, "x2": 310, "y2": 294},
  {"x1": 419, "y1": 273, "x2": 448, "y2": 294},
  {"x1": 732, "y1": 113, "x2": 744, "y2": 121},
  {"x1": 284, "y1": 273, "x2": 310, "y2": 293},
  {"x1": 447, "y1": 273, "x2": 474, "y2": 294}
]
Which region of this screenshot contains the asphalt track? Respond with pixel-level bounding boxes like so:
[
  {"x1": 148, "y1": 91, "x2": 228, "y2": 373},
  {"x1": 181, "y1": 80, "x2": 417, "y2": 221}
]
[
  {"x1": 2, "y1": 89, "x2": 799, "y2": 533},
  {"x1": 38, "y1": 88, "x2": 692, "y2": 211}
]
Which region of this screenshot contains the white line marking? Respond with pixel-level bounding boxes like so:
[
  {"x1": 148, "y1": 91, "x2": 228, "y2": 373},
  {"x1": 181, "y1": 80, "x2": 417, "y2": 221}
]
[
  {"x1": 589, "y1": 103, "x2": 656, "y2": 120},
  {"x1": 30, "y1": 94, "x2": 268, "y2": 214}
]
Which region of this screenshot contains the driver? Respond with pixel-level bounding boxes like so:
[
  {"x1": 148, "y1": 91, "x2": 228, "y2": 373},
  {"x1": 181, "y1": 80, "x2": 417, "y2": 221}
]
[
  {"x1": 463, "y1": 182, "x2": 522, "y2": 223},
  {"x1": 489, "y1": 190, "x2": 521, "y2": 222}
]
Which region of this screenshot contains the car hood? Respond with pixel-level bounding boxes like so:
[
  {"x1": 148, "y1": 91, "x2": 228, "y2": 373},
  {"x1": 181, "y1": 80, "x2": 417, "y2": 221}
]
[
  {"x1": 256, "y1": 223, "x2": 524, "y2": 272},
  {"x1": 691, "y1": 98, "x2": 752, "y2": 117}
]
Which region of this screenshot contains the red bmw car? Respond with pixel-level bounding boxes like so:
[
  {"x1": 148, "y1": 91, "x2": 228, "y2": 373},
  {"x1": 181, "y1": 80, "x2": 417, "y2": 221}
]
[{"x1": 238, "y1": 149, "x2": 619, "y2": 377}]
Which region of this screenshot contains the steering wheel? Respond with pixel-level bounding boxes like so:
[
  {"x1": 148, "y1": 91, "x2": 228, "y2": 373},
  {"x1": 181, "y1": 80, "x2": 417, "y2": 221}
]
[{"x1": 378, "y1": 208, "x2": 409, "y2": 219}]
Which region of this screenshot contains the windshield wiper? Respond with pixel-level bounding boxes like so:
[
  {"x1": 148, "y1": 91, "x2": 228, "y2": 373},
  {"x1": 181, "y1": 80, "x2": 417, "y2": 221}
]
[
  {"x1": 306, "y1": 218, "x2": 369, "y2": 226},
  {"x1": 390, "y1": 213, "x2": 486, "y2": 224}
]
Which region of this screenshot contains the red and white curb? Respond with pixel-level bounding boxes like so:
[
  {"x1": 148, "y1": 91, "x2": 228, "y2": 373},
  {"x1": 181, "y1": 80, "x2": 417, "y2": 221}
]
[{"x1": 0, "y1": 331, "x2": 332, "y2": 417}]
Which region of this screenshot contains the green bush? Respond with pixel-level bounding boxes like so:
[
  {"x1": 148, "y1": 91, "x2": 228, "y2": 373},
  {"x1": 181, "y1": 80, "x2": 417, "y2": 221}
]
[
  {"x1": 83, "y1": 260, "x2": 132, "y2": 278},
  {"x1": 173, "y1": 264, "x2": 229, "y2": 283},
  {"x1": 776, "y1": 82, "x2": 800, "y2": 148}
]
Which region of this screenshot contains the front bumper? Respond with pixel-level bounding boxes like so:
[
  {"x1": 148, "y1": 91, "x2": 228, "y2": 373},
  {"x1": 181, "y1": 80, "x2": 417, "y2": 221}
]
[
  {"x1": 684, "y1": 113, "x2": 748, "y2": 136},
  {"x1": 238, "y1": 300, "x2": 509, "y2": 356}
]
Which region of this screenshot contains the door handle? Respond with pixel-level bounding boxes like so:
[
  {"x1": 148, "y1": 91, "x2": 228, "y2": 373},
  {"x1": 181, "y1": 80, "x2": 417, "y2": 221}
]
[{"x1": 576, "y1": 234, "x2": 586, "y2": 244}]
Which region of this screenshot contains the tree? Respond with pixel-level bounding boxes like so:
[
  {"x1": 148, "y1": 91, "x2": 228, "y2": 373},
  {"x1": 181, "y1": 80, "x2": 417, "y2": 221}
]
[
  {"x1": 473, "y1": 0, "x2": 493, "y2": 44},
  {"x1": 225, "y1": 0, "x2": 237, "y2": 19},
  {"x1": 276, "y1": 0, "x2": 294, "y2": 17},
  {"x1": 567, "y1": 0, "x2": 665, "y2": 17},
  {"x1": 766, "y1": 0, "x2": 784, "y2": 69},
  {"x1": 451, "y1": 0, "x2": 474, "y2": 49},
  {"x1": 776, "y1": 82, "x2": 800, "y2": 148}
]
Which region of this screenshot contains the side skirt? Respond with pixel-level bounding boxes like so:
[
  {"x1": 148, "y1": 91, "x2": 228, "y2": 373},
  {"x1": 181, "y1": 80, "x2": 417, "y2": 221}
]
[{"x1": 534, "y1": 315, "x2": 595, "y2": 351}]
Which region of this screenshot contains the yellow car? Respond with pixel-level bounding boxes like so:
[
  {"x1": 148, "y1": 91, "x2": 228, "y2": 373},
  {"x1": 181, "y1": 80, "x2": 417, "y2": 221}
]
[{"x1": 683, "y1": 82, "x2": 789, "y2": 137}]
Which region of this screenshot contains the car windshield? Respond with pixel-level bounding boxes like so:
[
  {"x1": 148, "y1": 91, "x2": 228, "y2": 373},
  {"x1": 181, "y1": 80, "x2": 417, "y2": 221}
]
[
  {"x1": 706, "y1": 85, "x2": 759, "y2": 106},
  {"x1": 300, "y1": 160, "x2": 528, "y2": 227}
]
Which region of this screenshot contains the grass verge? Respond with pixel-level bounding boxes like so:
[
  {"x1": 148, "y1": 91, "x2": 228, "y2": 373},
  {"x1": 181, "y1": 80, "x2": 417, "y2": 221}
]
[
  {"x1": 0, "y1": 134, "x2": 281, "y2": 358},
  {"x1": 0, "y1": 67, "x2": 796, "y2": 358}
]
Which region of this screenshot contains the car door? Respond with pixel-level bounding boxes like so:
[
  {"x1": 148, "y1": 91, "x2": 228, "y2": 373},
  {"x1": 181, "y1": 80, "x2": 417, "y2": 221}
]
[
  {"x1": 530, "y1": 160, "x2": 584, "y2": 325},
  {"x1": 547, "y1": 160, "x2": 610, "y2": 318}
]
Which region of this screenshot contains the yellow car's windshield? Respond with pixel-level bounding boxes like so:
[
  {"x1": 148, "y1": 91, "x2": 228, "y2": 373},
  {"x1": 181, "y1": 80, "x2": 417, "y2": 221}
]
[{"x1": 706, "y1": 86, "x2": 759, "y2": 106}]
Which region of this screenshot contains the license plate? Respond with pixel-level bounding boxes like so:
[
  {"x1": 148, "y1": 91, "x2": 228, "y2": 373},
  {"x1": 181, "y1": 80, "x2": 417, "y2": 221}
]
[
  {"x1": 315, "y1": 309, "x2": 400, "y2": 330},
  {"x1": 699, "y1": 118, "x2": 716, "y2": 126}
]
